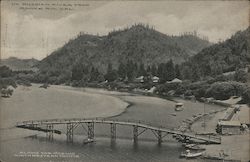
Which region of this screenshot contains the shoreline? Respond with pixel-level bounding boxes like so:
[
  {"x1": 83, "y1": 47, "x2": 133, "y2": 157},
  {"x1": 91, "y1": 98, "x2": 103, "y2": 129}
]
[
  {"x1": 4, "y1": 84, "x2": 231, "y2": 132},
  {"x1": 37, "y1": 84, "x2": 228, "y2": 130},
  {"x1": 3, "y1": 84, "x2": 248, "y2": 161},
  {"x1": 106, "y1": 101, "x2": 134, "y2": 119}
]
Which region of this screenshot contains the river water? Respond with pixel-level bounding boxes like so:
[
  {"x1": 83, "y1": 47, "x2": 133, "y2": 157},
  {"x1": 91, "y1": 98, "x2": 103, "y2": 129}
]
[{"x1": 0, "y1": 85, "x2": 224, "y2": 162}]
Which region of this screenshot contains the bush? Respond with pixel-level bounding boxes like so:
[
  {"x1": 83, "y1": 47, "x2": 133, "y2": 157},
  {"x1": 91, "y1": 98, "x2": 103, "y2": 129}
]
[
  {"x1": 205, "y1": 81, "x2": 246, "y2": 100},
  {"x1": 175, "y1": 85, "x2": 187, "y2": 95},
  {"x1": 16, "y1": 79, "x2": 32, "y2": 86},
  {"x1": 241, "y1": 87, "x2": 250, "y2": 104},
  {"x1": 1, "y1": 88, "x2": 14, "y2": 97},
  {"x1": 71, "y1": 80, "x2": 86, "y2": 87},
  {"x1": 230, "y1": 81, "x2": 247, "y2": 96},
  {"x1": 184, "y1": 90, "x2": 193, "y2": 96},
  {"x1": 234, "y1": 69, "x2": 247, "y2": 83},
  {"x1": 193, "y1": 88, "x2": 207, "y2": 98},
  {"x1": 214, "y1": 75, "x2": 230, "y2": 82},
  {"x1": 0, "y1": 78, "x2": 17, "y2": 89},
  {"x1": 0, "y1": 66, "x2": 13, "y2": 78},
  {"x1": 156, "y1": 83, "x2": 180, "y2": 95}
]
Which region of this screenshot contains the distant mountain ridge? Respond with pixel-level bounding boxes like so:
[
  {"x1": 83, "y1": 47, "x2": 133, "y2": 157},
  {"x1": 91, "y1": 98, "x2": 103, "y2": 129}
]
[
  {"x1": 1, "y1": 57, "x2": 39, "y2": 71},
  {"x1": 37, "y1": 24, "x2": 211, "y2": 74}
]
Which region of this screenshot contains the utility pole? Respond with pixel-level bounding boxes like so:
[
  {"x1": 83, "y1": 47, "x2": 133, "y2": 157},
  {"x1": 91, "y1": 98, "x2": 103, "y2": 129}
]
[
  {"x1": 204, "y1": 102, "x2": 205, "y2": 131},
  {"x1": 203, "y1": 100, "x2": 206, "y2": 131}
]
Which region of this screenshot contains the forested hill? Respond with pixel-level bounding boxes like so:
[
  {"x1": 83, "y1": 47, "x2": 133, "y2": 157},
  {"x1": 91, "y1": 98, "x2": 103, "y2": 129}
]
[
  {"x1": 37, "y1": 24, "x2": 211, "y2": 75},
  {"x1": 1, "y1": 57, "x2": 38, "y2": 71},
  {"x1": 180, "y1": 27, "x2": 250, "y2": 80}
]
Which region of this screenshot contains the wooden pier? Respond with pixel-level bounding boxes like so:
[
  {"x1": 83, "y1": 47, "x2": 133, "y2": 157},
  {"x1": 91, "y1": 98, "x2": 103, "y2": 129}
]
[{"x1": 16, "y1": 118, "x2": 221, "y2": 144}]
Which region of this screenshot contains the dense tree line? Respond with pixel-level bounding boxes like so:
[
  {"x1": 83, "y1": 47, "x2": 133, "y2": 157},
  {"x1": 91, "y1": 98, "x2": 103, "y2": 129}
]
[
  {"x1": 69, "y1": 59, "x2": 181, "y2": 84},
  {"x1": 0, "y1": 66, "x2": 16, "y2": 97}
]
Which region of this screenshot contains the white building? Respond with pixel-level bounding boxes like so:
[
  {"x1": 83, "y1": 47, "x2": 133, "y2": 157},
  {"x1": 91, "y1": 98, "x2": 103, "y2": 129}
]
[{"x1": 152, "y1": 76, "x2": 159, "y2": 83}]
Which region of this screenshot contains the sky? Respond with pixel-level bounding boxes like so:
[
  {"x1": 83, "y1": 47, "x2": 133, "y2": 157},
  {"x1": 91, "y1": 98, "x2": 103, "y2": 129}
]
[{"x1": 1, "y1": 0, "x2": 249, "y2": 60}]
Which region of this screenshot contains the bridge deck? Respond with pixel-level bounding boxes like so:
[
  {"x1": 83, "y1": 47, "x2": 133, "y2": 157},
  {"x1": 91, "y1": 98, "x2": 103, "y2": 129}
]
[{"x1": 16, "y1": 118, "x2": 221, "y2": 144}]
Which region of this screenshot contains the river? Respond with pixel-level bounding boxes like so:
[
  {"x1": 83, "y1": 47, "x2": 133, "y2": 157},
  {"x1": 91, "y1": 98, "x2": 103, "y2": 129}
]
[{"x1": 0, "y1": 84, "x2": 224, "y2": 162}]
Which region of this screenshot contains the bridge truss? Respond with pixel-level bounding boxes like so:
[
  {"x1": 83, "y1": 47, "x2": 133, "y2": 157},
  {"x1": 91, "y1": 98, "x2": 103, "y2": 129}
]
[{"x1": 16, "y1": 118, "x2": 221, "y2": 145}]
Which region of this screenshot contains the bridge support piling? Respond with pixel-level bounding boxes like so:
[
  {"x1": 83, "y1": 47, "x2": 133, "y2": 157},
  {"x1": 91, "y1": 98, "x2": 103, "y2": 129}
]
[
  {"x1": 66, "y1": 123, "x2": 74, "y2": 143},
  {"x1": 46, "y1": 124, "x2": 54, "y2": 141},
  {"x1": 133, "y1": 125, "x2": 138, "y2": 143},
  {"x1": 157, "y1": 130, "x2": 162, "y2": 145},
  {"x1": 110, "y1": 123, "x2": 116, "y2": 141},
  {"x1": 87, "y1": 122, "x2": 94, "y2": 139}
]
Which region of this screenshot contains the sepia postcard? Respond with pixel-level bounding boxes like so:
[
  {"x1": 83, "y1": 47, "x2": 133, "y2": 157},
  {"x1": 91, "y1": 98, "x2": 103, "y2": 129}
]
[{"x1": 0, "y1": 0, "x2": 249, "y2": 162}]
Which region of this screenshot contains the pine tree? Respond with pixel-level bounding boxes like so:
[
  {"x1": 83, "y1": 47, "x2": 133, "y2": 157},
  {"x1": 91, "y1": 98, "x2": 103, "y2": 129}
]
[
  {"x1": 175, "y1": 64, "x2": 181, "y2": 79},
  {"x1": 146, "y1": 65, "x2": 151, "y2": 73},
  {"x1": 126, "y1": 60, "x2": 137, "y2": 81},
  {"x1": 157, "y1": 63, "x2": 165, "y2": 83},
  {"x1": 71, "y1": 63, "x2": 84, "y2": 81},
  {"x1": 165, "y1": 59, "x2": 175, "y2": 81},
  {"x1": 138, "y1": 63, "x2": 146, "y2": 76},
  {"x1": 151, "y1": 64, "x2": 157, "y2": 76},
  {"x1": 118, "y1": 62, "x2": 127, "y2": 79},
  {"x1": 105, "y1": 63, "x2": 117, "y2": 82}
]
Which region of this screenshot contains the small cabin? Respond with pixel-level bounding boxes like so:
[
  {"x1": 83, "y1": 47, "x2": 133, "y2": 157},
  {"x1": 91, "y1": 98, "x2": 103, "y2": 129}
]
[
  {"x1": 152, "y1": 76, "x2": 160, "y2": 83},
  {"x1": 217, "y1": 120, "x2": 241, "y2": 135},
  {"x1": 135, "y1": 76, "x2": 144, "y2": 83}
]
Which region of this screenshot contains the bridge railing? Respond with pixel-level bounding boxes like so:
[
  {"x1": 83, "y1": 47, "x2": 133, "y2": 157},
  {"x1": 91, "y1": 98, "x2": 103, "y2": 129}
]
[
  {"x1": 16, "y1": 118, "x2": 174, "y2": 130},
  {"x1": 207, "y1": 135, "x2": 221, "y2": 141},
  {"x1": 193, "y1": 134, "x2": 221, "y2": 143}
]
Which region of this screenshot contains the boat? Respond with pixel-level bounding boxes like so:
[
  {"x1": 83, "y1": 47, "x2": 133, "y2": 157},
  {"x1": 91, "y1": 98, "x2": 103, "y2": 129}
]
[
  {"x1": 39, "y1": 83, "x2": 49, "y2": 89},
  {"x1": 175, "y1": 103, "x2": 184, "y2": 111},
  {"x1": 184, "y1": 144, "x2": 205, "y2": 150},
  {"x1": 170, "y1": 113, "x2": 177, "y2": 116},
  {"x1": 83, "y1": 138, "x2": 95, "y2": 144},
  {"x1": 180, "y1": 150, "x2": 204, "y2": 158}
]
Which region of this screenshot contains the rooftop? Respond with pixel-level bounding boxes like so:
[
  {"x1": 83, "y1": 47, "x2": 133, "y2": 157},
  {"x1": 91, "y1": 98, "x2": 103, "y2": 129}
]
[{"x1": 218, "y1": 120, "x2": 241, "y2": 127}]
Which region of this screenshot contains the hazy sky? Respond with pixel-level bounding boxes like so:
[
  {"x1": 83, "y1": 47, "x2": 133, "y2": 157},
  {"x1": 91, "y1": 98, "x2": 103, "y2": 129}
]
[{"x1": 1, "y1": 0, "x2": 249, "y2": 60}]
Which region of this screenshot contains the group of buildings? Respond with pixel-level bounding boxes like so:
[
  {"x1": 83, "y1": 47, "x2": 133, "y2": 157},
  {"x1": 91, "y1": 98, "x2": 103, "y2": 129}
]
[
  {"x1": 134, "y1": 75, "x2": 182, "y2": 84},
  {"x1": 217, "y1": 105, "x2": 249, "y2": 135}
]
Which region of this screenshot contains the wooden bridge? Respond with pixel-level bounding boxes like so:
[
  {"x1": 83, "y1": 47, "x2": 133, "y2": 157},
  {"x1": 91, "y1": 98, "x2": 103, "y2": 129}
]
[{"x1": 16, "y1": 118, "x2": 221, "y2": 144}]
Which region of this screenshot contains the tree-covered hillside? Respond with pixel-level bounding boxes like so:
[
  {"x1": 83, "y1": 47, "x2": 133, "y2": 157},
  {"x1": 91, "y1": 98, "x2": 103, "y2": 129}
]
[
  {"x1": 181, "y1": 27, "x2": 250, "y2": 81},
  {"x1": 37, "y1": 24, "x2": 211, "y2": 82}
]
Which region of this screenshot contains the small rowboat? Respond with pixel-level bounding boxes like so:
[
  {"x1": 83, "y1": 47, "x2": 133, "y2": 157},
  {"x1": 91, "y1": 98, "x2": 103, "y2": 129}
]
[
  {"x1": 175, "y1": 103, "x2": 184, "y2": 111},
  {"x1": 184, "y1": 144, "x2": 205, "y2": 150},
  {"x1": 180, "y1": 150, "x2": 204, "y2": 158},
  {"x1": 83, "y1": 138, "x2": 95, "y2": 144}
]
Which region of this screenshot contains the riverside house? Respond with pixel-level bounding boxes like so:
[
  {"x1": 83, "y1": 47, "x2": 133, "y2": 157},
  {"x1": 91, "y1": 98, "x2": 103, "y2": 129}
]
[{"x1": 217, "y1": 120, "x2": 241, "y2": 135}]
